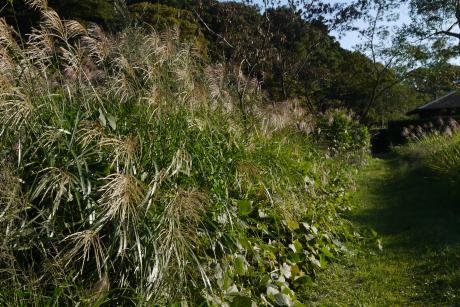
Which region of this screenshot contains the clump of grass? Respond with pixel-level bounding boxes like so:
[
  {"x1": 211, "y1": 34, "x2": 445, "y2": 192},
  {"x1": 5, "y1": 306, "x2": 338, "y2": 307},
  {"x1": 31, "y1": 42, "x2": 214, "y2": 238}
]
[
  {"x1": 0, "y1": 2, "x2": 369, "y2": 305},
  {"x1": 395, "y1": 132, "x2": 460, "y2": 182}
]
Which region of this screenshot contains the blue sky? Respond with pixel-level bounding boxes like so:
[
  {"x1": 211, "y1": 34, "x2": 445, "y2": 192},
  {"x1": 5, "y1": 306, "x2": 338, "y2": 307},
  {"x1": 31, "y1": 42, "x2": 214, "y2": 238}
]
[{"x1": 335, "y1": 3, "x2": 412, "y2": 51}]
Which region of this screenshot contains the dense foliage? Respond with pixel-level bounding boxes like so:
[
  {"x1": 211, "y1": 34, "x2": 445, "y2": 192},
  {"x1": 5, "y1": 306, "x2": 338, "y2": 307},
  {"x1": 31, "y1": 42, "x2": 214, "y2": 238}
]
[
  {"x1": 1, "y1": 0, "x2": 450, "y2": 123},
  {"x1": 3, "y1": 0, "x2": 460, "y2": 304},
  {"x1": 0, "y1": 3, "x2": 371, "y2": 305}
]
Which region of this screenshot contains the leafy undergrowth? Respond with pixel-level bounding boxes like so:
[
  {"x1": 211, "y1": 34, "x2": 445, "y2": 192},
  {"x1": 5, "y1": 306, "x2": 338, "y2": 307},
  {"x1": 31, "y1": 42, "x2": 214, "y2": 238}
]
[
  {"x1": 304, "y1": 157, "x2": 460, "y2": 305},
  {"x1": 0, "y1": 3, "x2": 369, "y2": 305}
]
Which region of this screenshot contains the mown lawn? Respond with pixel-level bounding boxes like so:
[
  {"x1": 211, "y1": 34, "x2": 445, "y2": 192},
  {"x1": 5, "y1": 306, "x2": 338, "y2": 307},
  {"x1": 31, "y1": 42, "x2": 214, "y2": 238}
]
[{"x1": 303, "y1": 157, "x2": 460, "y2": 306}]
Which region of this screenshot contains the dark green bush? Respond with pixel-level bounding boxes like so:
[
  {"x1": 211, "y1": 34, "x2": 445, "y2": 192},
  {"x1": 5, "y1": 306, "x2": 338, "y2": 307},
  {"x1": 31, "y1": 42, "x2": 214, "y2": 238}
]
[
  {"x1": 316, "y1": 109, "x2": 370, "y2": 160},
  {"x1": 128, "y1": 2, "x2": 208, "y2": 49}
]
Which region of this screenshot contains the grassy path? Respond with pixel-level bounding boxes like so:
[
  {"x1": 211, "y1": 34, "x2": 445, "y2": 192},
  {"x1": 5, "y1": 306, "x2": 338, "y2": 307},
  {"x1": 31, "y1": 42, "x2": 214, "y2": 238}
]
[{"x1": 304, "y1": 157, "x2": 460, "y2": 306}]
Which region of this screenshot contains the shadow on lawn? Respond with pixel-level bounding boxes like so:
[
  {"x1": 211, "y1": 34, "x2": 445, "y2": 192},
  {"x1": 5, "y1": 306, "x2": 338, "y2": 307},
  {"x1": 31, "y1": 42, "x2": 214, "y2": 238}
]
[{"x1": 352, "y1": 156, "x2": 460, "y2": 304}]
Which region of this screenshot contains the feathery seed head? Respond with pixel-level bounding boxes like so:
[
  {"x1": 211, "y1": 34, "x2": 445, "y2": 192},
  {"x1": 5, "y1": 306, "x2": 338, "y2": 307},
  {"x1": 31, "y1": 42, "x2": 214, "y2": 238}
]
[
  {"x1": 99, "y1": 173, "x2": 145, "y2": 224},
  {"x1": 63, "y1": 230, "x2": 106, "y2": 278}
]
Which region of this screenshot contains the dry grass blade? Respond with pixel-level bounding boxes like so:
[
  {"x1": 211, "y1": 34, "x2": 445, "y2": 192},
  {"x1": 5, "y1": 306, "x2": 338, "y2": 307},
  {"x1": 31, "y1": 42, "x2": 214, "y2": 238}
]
[
  {"x1": 41, "y1": 9, "x2": 66, "y2": 39},
  {"x1": 26, "y1": 28, "x2": 56, "y2": 72},
  {"x1": 168, "y1": 189, "x2": 207, "y2": 225},
  {"x1": 25, "y1": 0, "x2": 48, "y2": 11},
  {"x1": 0, "y1": 19, "x2": 21, "y2": 53},
  {"x1": 64, "y1": 20, "x2": 87, "y2": 40},
  {"x1": 37, "y1": 126, "x2": 71, "y2": 149},
  {"x1": 99, "y1": 173, "x2": 145, "y2": 223},
  {"x1": 112, "y1": 55, "x2": 138, "y2": 103},
  {"x1": 0, "y1": 46, "x2": 16, "y2": 82},
  {"x1": 77, "y1": 120, "x2": 105, "y2": 148},
  {"x1": 166, "y1": 148, "x2": 192, "y2": 177},
  {"x1": 99, "y1": 135, "x2": 139, "y2": 171},
  {"x1": 0, "y1": 90, "x2": 36, "y2": 134},
  {"x1": 99, "y1": 173, "x2": 146, "y2": 258},
  {"x1": 31, "y1": 167, "x2": 77, "y2": 220},
  {"x1": 0, "y1": 164, "x2": 27, "y2": 224},
  {"x1": 148, "y1": 189, "x2": 210, "y2": 301},
  {"x1": 62, "y1": 230, "x2": 106, "y2": 278},
  {"x1": 80, "y1": 23, "x2": 112, "y2": 66}
]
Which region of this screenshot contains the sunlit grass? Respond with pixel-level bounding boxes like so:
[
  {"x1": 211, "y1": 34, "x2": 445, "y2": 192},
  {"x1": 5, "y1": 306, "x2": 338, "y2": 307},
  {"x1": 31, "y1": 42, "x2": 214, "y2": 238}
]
[
  {"x1": 304, "y1": 156, "x2": 460, "y2": 305},
  {"x1": 0, "y1": 1, "x2": 369, "y2": 304}
]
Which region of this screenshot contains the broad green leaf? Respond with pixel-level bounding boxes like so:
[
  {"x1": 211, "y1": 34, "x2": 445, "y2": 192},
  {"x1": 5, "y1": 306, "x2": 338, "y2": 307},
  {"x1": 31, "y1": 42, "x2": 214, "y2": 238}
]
[
  {"x1": 238, "y1": 200, "x2": 252, "y2": 216},
  {"x1": 286, "y1": 219, "x2": 299, "y2": 231},
  {"x1": 294, "y1": 275, "x2": 313, "y2": 286},
  {"x1": 321, "y1": 246, "x2": 335, "y2": 259},
  {"x1": 231, "y1": 296, "x2": 253, "y2": 307},
  {"x1": 275, "y1": 293, "x2": 292, "y2": 306},
  {"x1": 106, "y1": 113, "x2": 117, "y2": 130},
  {"x1": 98, "y1": 108, "x2": 106, "y2": 127},
  {"x1": 238, "y1": 234, "x2": 252, "y2": 251},
  {"x1": 234, "y1": 255, "x2": 246, "y2": 276},
  {"x1": 371, "y1": 229, "x2": 378, "y2": 238},
  {"x1": 290, "y1": 264, "x2": 300, "y2": 277},
  {"x1": 294, "y1": 240, "x2": 303, "y2": 252},
  {"x1": 319, "y1": 254, "x2": 327, "y2": 268}
]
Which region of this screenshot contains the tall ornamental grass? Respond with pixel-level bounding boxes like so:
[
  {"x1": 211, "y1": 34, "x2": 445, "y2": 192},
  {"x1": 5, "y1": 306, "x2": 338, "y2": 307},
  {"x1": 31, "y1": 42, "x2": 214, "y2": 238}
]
[
  {"x1": 0, "y1": 1, "x2": 368, "y2": 305},
  {"x1": 395, "y1": 133, "x2": 460, "y2": 183}
]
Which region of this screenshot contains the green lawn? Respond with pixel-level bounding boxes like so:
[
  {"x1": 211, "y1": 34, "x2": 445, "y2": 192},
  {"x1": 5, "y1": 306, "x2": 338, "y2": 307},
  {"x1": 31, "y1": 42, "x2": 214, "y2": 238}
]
[{"x1": 303, "y1": 157, "x2": 460, "y2": 306}]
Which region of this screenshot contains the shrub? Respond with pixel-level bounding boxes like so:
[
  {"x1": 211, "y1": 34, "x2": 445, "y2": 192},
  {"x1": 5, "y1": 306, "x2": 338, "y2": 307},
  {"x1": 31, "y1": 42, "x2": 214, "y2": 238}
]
[
  {"x1": 0, "y1": 3, "x2": 367, "y2": 305},
  {"x1": 316, "y1": 109, "x2": 370, "y2": 161}
]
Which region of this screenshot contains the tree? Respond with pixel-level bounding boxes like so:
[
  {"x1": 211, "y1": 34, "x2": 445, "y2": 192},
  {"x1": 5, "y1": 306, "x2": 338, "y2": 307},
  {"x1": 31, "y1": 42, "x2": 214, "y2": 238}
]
[
  {"x1": 407, "y1": 63, "x2": 460, "y2": 99},
  {"x1": 128, "y1": 2, "x2": 204, "y2": 42},
  {"x1": 1, "y1": 0, "x2": 124, "y2": 32},
  {"x1": 360, "y1": 0, "x2": 460, "y2": 61},
  {"x1": 407, "y1": 0, "x2": 460, "y2": 42},
  {"x1": 262, "y1": 7, "x2": 338, "y2": 103}
]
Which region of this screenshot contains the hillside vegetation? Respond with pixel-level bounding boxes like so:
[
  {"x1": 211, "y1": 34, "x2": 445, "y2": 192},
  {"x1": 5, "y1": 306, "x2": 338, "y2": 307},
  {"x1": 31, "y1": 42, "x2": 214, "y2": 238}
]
[
  {"x1": 0, "y1": 3, "x2": 369, "y2": 305},
  {"x1": 3, "y1": 0, "x2": 460, "y2": 305},
  {"x1": 2, "y1": 0, "x2": 442, "y2": 124}
]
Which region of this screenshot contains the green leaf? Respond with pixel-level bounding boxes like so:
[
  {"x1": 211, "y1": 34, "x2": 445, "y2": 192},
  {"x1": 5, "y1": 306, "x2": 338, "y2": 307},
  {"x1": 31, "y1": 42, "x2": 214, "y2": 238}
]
[
  {"x1": 106, "y1": 113, "x2": 117, "y2": 130},
  {"x1": 238, "y1": 234, "x2": 252, "y2": 251},
  {"x1": 238, "y1": 200, "x2": 252, "y2": 216},
  {"x1": 286, "y1": 219, "x2": 299, "y2": 231},
  {"x1": 98, "y1": 108, "x2": 106, "y2": 127},
  {"x1": 319, "y1": 254, "x2": 327, "y2": 268},
  {"x1": 234, "y1": 255, "x2": 246, "y2": 276},
  {"x1": 321, "y1": 246, "x2": 335, "y2": 259},
  {"x1": 231, "y1": 296, "x2": 253, "y2": 307},
  {"x1": 370, "y1": 229, "x2": 378, "y2": 238},
  {"x1": 294, "y1": 275, "x2": 313, "y2": 286},
  {"x1": 294, "y1": 240, "x2": 303, "y2": 252},
  {"x1": 290, "y1": 264, "x2": 300, "y2": 277}
]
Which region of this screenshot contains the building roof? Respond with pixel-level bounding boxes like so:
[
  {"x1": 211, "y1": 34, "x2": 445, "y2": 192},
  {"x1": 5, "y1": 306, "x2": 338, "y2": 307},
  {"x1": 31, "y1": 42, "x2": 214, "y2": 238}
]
[{"x1": 407, "y1": 91, "x2": 460, "y2": 115}]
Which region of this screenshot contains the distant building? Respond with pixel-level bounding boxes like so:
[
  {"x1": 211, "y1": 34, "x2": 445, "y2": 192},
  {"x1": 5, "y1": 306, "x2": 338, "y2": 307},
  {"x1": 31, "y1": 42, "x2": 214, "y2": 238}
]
[
  {"x1": 373, "y1": 91, "x2": 460, "y2": 153},
  {"x1": 407, "y1": 91, "x2": 460, "y2": 118}
]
